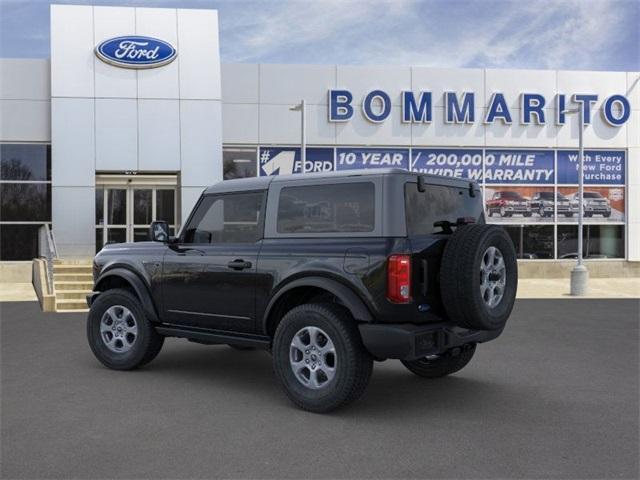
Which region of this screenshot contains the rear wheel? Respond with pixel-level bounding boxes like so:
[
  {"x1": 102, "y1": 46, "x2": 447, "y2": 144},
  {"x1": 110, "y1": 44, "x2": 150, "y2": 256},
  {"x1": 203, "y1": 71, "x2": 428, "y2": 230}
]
[
  {"x1": 272, "y1": 303, "x2": 373, "y2": 413},
  {"x1": 402, "y1": 344, "x2": 476, "y2": 378},
  {"x1": 87, "y1": 288, "x2": 164, "y2": 370}
]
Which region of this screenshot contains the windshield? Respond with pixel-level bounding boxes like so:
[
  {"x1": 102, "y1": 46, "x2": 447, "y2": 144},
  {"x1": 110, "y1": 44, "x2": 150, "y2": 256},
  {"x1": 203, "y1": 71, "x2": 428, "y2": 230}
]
[
  {"x1": 499, "y1": 191, "x2": 524, "y2": 200},
  {"x1": 537, "y1": 192, "x2": 554, "y2": 200},
  {"x1": 583, "y1": 192, "x2": 603, "y2": 198}
]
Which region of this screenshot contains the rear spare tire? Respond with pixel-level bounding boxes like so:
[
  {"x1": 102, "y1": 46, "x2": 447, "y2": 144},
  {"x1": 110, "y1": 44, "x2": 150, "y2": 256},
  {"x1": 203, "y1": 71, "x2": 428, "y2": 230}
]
[{"x1": 440, "y1": 225, "x2": 517, "y2": 331}]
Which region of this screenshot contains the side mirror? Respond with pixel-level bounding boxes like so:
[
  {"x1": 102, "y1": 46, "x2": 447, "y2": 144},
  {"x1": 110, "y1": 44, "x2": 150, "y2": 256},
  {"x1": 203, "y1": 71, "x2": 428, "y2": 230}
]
[{"x1": 150, "y1": 221, "x2": 170, "y2": 243}]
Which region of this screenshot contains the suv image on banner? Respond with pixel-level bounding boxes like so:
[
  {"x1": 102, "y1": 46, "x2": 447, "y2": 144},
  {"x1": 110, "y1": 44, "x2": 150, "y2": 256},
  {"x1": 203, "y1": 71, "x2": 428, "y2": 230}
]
[
  {"x1": 570, "y1": 191, "x2": 612, "y2": 217},
  {"x1": 486, "y1": 191, "x2": 532, "y2": 218},
  {"x1": 530, "y1": 191, "x2": 576, "y2": 218},
  {"x1": 86, "y1": 169, "x2": 518, "y2": 412}
]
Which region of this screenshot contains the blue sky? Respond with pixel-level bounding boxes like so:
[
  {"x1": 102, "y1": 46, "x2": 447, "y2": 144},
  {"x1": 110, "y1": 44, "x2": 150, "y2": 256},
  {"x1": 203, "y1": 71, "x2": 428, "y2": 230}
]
[{"x1": 0, "y1": 0, "x2": 638, "y2": 70}]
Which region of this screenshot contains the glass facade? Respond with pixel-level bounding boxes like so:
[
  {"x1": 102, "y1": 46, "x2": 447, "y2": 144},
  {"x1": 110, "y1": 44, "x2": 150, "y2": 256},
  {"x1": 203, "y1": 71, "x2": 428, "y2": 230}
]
[
  {"x1": 0, "y1": 143, "x2": 627, "y2": 261},
  {"x1": 95, "y1": 185, "x2": 177, "y2": 251},
  {"x1": 223, "y1": 147, "x2": 257, "y2": 180},
  {"x1": 0, "y1": 144, "x2": 52, "y2": 260},
  {"x1": 223, "y1": 145, "x2": 627, "y2": 260}
]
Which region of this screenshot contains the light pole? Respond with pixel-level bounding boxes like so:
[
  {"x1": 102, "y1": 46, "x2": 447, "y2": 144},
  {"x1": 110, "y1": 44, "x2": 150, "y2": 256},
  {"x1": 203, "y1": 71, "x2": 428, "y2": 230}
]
[
  {"x1": 564, "y1": 104, "x2": 588, "y2": 295},
  {"x1": 289, "y1": 100, "x2": 306, "y2": 174}
]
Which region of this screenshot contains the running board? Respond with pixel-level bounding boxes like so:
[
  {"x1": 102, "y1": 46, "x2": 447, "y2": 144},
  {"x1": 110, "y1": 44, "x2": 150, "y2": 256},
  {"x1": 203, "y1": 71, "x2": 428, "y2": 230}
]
[{"x1": 155, "y1": 325, "x2": 271, "y2": 350}]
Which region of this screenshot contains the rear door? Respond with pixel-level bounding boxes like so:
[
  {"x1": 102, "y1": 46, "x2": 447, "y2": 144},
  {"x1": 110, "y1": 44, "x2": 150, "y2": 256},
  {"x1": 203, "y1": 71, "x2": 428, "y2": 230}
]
[{"x1": 161, "y1": 191, "x2": 266, "y2": 333}]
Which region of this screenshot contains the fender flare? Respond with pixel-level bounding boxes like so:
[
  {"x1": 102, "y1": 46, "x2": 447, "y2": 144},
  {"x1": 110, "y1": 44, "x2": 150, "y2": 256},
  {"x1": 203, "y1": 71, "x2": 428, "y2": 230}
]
[
  {"x1": 261, "y1": 276, "x2": 373, "y2": 333},
  {"x1": 93, "y1": 268, "x2": 160, "y2": 323}
]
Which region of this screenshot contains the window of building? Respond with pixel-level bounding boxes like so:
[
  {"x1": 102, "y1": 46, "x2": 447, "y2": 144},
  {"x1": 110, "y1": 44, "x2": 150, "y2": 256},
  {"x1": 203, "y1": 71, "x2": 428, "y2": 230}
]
[
  {"x1": 183, "y1": 192, "x2": 264, "y2": 244},
  {"x1": 277, "y1": 183, "x2": 375, "y2": 234},
  {"x1": 0, "y1": 144, "x2": 51, "y2": 260},
  {"x1": 503, "y1": 225, "x2": 554, "y2": 259},
  {"x1": 557, "y1": 225, "x2": 624, "y2": 259},
  {"x1": 223, "y1": 147, "x2": 257, "y2": 180}
]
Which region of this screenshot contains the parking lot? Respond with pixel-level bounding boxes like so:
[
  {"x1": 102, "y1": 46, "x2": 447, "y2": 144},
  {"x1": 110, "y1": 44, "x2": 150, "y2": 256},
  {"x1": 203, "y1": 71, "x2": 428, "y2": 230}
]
[{"x1": 1, "y1": 299, "x2": 638, "y2": 479}]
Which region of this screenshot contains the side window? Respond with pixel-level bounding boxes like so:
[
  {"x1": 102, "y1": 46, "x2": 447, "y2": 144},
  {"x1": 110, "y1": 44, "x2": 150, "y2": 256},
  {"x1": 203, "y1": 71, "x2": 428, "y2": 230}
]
[
  {"x1": 277, "y1": 182, "x2": 375, "y2": 234},
  {"x1": 183, "y1": 192, "x2": 264, "y2": 244}
]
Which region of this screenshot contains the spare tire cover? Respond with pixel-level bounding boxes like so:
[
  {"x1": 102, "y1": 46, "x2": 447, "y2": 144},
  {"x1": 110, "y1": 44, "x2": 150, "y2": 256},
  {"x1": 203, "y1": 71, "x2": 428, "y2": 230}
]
[{"x1": 440, "y1": 225, "x2": 518, "y2": 331}]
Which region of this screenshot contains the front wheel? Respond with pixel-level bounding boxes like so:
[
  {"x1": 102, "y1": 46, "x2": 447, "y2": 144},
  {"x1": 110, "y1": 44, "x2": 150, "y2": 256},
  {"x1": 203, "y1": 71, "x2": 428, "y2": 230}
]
[
  {"x1": 272, "y1": 303, "x2": 373, "y2": 413},
  {"x1": 402, "y1": 344, "x2": 476, "y2": 378},
  {"x1": 87, "y1": 288, "x2": 164, "y2": 370}
]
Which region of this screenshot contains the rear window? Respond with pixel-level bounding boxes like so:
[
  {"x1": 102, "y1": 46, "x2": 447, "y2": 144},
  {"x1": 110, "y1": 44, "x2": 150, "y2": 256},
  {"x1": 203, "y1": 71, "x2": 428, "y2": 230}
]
[
  {"x1": 405, "y1": 182, "x2": 482, "y2": 236},
  {"x1": 277, "y1": 182, "x2": 375, "y2": 234}
]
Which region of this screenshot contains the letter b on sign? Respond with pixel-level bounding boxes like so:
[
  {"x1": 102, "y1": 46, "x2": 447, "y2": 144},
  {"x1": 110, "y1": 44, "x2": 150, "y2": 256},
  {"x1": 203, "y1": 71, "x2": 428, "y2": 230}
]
[{"x1": 329, "y1": 90, "x2": 354, "y2": 121}]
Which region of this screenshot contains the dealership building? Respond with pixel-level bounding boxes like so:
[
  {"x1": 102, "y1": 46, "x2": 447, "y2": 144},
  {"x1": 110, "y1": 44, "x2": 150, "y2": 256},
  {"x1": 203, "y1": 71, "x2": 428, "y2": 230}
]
[{"x1": 1, "y1": 4, "x2": 639, "y2": 279}]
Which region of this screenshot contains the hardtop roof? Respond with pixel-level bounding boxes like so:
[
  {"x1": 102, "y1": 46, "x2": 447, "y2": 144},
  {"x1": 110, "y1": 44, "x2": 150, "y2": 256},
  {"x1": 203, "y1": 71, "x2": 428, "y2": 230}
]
[{"x1": 203, "y1": 168, "x2": 474, "y2": 194}]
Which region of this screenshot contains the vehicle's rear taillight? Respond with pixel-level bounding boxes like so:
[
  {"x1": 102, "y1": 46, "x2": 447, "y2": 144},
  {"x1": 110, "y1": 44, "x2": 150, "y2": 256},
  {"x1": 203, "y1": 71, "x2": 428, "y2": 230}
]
[{"x1": 387, "y1": 255, "x2": 411, "y2": 303}]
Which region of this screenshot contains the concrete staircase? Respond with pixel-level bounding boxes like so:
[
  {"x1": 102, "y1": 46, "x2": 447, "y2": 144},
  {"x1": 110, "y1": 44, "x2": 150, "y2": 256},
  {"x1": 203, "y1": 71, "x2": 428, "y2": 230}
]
[{"x1": 53, "y1": 260, "x2": 93, "y2": 312}]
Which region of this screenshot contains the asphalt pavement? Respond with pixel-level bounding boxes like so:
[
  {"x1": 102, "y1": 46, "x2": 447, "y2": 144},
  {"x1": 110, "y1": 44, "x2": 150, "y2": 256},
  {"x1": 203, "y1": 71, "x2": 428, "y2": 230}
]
[{"x1": 1, "y1": 299, "x2": 638, "y2": 479}]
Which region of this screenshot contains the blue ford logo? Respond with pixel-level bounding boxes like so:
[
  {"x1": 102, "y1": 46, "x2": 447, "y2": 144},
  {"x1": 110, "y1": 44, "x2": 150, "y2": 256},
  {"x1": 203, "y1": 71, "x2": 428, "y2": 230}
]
[{"x1": 95, "y1": 36, "x2": 177, "y2": 69}]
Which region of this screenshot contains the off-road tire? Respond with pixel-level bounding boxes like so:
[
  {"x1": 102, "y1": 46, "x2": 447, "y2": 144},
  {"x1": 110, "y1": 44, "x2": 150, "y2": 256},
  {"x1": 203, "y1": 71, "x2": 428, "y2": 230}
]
[
  {"x1": 87, "y1": 288, "x2": 164, "y2": 370},
  {"x1": 401, "y1": 344, "x2": 476, "y2": 378},
  {"x1": 440, "y1": 224, "x2": 517, "y2": 331},
  {"x1": 272, "y1": 303, "x2": 373, "y2": 413}
]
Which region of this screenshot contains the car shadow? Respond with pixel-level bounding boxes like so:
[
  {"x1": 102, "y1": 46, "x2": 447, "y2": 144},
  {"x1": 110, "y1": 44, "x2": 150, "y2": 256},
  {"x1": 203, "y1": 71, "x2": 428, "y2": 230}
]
[{"x1": 110, "y1": 341, "x2": 537, "y2": 418}]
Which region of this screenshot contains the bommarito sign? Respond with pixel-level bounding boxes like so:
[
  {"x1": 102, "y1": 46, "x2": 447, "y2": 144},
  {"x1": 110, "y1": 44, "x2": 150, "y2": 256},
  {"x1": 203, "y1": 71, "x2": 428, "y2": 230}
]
[{"x1": 328, "y1": 90, "x2": 631, "y2": 127}]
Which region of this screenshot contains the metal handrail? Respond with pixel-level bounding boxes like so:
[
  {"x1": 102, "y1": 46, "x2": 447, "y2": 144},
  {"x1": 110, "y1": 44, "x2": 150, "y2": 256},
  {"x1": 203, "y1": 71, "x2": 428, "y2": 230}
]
[{"x1": 38, "y1": 224, "x2": 58, "y2": 293}]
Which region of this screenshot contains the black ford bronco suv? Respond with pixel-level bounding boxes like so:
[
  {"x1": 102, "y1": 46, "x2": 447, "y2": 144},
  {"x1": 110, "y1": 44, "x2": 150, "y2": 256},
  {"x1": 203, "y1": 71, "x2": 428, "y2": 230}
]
[{"x1": 87, "y1": 169, "x2": 517, "y2": 412}]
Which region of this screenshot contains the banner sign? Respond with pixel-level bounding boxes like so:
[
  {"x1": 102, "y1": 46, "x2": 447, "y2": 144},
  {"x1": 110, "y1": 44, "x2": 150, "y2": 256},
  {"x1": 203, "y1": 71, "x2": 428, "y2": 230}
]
[
  {"x1": 484, "y1": 150, "x2": 554, "y2": 184},
  {"x1": 557, "y1": 150, "x2": 625, "y2": 185},
  {"x1": 410, "y1": 149, "x2": 483, "y2": 180},
  {"x1": 259, "y1": 146, "x2": 626, "y2": 185},
  {"x1": 259, "y1": 147, "x2": 334, "y2": 176},
  {"x1": 336, "y1": 148, "x2": 410, "y2": 171}
]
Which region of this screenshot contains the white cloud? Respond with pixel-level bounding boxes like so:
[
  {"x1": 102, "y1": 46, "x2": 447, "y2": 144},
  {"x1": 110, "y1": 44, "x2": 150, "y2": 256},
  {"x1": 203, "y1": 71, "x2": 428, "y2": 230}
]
[{"x1": 218, "y1": 0, "x2": 637, "y2": 71}]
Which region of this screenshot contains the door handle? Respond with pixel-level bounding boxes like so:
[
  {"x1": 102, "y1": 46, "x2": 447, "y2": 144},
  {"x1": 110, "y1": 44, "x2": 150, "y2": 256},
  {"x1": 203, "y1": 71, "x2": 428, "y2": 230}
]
[{"x1": 227, "y1": 259, "x2": 252, "y2": 270}]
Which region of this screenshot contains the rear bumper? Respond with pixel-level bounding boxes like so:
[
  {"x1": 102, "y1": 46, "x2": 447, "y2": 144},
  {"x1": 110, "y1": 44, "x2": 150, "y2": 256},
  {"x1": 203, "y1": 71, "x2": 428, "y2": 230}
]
[{"x1": 359, "y1": 322, "x2": 503, "y2": 361}]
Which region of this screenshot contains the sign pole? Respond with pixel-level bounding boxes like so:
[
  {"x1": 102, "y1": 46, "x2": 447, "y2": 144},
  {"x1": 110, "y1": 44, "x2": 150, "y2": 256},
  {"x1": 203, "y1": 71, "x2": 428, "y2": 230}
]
[{"x1": 571, "y1": 103, "x2": 589, "y2": 295}]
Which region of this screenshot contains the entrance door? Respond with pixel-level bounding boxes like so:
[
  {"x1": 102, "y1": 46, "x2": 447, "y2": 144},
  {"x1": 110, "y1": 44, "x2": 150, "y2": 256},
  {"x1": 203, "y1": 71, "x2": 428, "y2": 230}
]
[{"x1": 96, "y1": 176, "x2": 178, "y2": 251}]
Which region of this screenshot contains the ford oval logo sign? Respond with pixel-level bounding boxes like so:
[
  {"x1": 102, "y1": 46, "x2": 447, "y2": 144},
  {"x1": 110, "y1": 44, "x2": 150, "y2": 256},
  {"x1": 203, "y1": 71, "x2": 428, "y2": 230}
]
[{"x1": 95, "y1": 36, "x2": 177, "y2": 69}]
